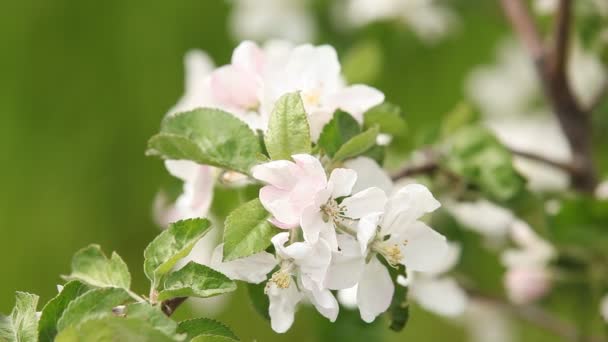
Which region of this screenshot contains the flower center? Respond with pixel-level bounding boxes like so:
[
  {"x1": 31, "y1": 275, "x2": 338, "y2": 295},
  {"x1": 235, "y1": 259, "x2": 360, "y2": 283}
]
[
  {"x1": 320, "y1": 199, "x2": 345, "y2": 223},
  {"x1": 267, "y1": 270, "x2": 291, "y2": 290},
  {"x1": 373, "y1": 241, "x2": 408, "y2": 267},
  {"x1": 302, "y1": 88, "x2": 322, "y2": 107}
]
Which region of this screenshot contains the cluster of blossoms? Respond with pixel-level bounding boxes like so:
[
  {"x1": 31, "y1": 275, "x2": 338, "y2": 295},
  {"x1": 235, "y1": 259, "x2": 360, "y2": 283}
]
[{"x1": 212, "y1": 154, "x2": 449, "y2": 332}]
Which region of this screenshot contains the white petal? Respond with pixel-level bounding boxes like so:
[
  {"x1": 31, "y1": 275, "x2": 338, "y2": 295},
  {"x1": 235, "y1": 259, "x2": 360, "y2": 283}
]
[
  {"x1": 446, "y1": 199, "x2": 514, "y2": 239},
  {"x1": 267, "y1": 281, "x2": 302, "y2": 333},
  {"x1": 338, "y1": 285, "x2": 358, "y2": 309},
  {"x1": 356, "y1": 213, "x2": 381, "y2": 254},
  {"x1": 357, "y1": 258, "x2": 394, "y2": 323},
  {"x1": 231, "y1": 40, "x2": 263, "y2": 74},
  {"x1": 271, "y1": 232, "x2": 291, "y2": 258},
  {"x1": 300, "y1": 205, "x2": 331, "y2": 245},
  {"x1": 410, "y1": 277, "x2": 468, "y2": 317},
  {"x1": 344, "y1": 157, "x2": 393, "y2": 194},
  {"x1": 327, "y1": 85, "x2": 385, "y2": 123},
  {"x1": 324, "y1": 235, "x2": 365, "y2": 290},
  {"x1": 295, "y1": 239, "x2": 333, "y2": 284},
  {"x1": 382, "y1": 183, "x2": 440, "y2": 235},
  {"x1": 424, "y1": 242, "x2": 461, "y2": 276},
  {"x1": 601, "y1": 294, "x2": 608, "y2": 322},
  {"x1": 165, "y1": 160, "x2": 200, "y2": 182},
  {"x1": 251, "y1": 160, "x2": 298, "y2": 190},
  {"x1": 328, "y1": 168, "x2": 357, "y2": 198},
  {"x1": 292, "y1": 154, "x2": 328, "y2": 189},
  {"x1": 167, "y1": 50, "x2": 215, "y2": 116},
  {"x1": 209, "y1": 244, "x2": 277, "y2": 284},
  {"x1": 342, "y1": 187, "x2": 388, "y2": 219},
  {"x1": 398, "y1": 221, "x2": 448, "y2": 272},
  {"x1": 259, "y1": 186, "x2": 299, "y2": 228},
  {"x1": 300, "y1": 275, "x2": 339, "y2": 322}
]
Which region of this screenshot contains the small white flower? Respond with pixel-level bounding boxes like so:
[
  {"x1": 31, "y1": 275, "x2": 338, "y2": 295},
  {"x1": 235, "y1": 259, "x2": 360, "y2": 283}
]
[
  {"x1": 398, "y1": 243, "x2": 468, "y2": 317},
  {"x1": 446, "y1": 199, "x2": 514, "y2": 240},
  {"x1": 601, "y1": 294, "x2": 608, "y2": 322},
  {"x1": 332, "y1": 184, "x2": 448, "y2": 322},
  {"x1": 501, "y1": 220, "x2": 555, "y2": 304}
]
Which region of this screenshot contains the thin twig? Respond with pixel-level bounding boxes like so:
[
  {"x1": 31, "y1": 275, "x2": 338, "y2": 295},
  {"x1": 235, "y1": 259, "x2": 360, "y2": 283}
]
[
  {"x1": 390, "y1": 162, "x2": 439, "y2": 181},
  {"x1": 499, "y1": 0, "x2": 545, "y2": 63},
  {"x1": 509, "y1": 147, "x2": 578, "y2": 174}
]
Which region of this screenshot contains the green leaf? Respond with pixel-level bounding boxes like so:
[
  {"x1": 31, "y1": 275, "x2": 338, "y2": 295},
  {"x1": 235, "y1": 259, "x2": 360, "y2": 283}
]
[
  {"x1": 264, "y1": 92, "x2": 311, "y2": 160},
  {"x1": 177, "y1": 318, "x2": 238, "y2": 341},
  {"x1": 363, "y1": 103, "x2": 406, "y2": 136},
  {"x1": 192, "y1": 336, "x2": 238, "y2": 342},
  {"x1": 125, "y1": 303, "x2": 180, "y2": 339},
  {"x1": 55, "y1": 317, "x2": 175, "y2": 342},
  {"x1": 443, "y1": 125, "x2": 525, "y2": 201},
  {"x1": 147, "y1": 108, "x2": 262, "y2": 174},
  {"x1": 63, "y1": 245, "x2": 131, "y2": 289},
  {"x1": 144, "y1": 218, "x2": 212, "y2": 286},
  {"x1": 157, "y1": 262, "x2": 236, "y2": 301},
  {"x1": 222, "y1": 199, "x2": 280, "y2": 261},
  {"x1": 246, "y1": 282, "x2": 270, "y2": 321},
  {"x1": 38, "y1": 281, "x2": 89, "y2": 342},
  {"x1": 0, "y1": 292, "x2": 39, "y2": 342},
  {"x1": 56, "y1": 288, "x2": 129, "y2": 331},
  {"x1": 386, "y1": 265, "x2": 409, "y2": 332},
  {"x1": 332, "y1": 126, "x2": 379, "y2": 163},
  {"x1": 342, "y1": 40, "x2": 383, "y2": 84},
  {"x1": 549, "y1": 196, "x2": 608, "y2": 253},
  {"x1": 318, "y1": 111, "x2": 361, "y2": 157},
  {"x1": 439, "y1": 102, "x2": 478, "y2": 138}
]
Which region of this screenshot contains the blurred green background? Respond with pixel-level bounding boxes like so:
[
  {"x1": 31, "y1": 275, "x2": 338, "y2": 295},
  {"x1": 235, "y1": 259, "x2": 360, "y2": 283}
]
[{"x1": 0, "y1": 1, "x2": 570, "y2": 341}]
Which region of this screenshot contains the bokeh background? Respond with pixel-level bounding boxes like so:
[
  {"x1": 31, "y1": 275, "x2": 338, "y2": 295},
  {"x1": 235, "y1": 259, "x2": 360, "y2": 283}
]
[{"x1": 1, "y1": 1, "x2": 600, "y2": 341}]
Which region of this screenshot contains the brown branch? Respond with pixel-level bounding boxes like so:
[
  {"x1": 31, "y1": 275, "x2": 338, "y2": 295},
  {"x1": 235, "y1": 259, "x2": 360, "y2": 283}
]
[
  {"x1": 470, "y1": 291, "x2": 606, "y2": 342},
  {"x1": 161, "y1": 297, "x2": 187, "y2": 316},
  {"x1": 391, "y1": 162, "x2": 439, "y2": 180},
  {"x1": 500, "y1": 0, "x2": 598, "y2": 192},
  {"x1": 509, "y1": 147, "x2": 578, "y2": 174}
]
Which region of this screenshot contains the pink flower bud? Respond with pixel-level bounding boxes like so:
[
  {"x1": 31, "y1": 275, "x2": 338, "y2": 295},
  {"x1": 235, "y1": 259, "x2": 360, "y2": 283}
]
[{"x1": 504, "y1": 266, "x2": 551, "y2": 304}]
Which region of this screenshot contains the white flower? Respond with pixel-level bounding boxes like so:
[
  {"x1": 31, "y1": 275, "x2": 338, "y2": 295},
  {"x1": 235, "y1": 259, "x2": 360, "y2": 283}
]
[
  {"x1": 601, "y1": 294, "x2": 608, "y2": 322},
  {"x1": 445, "y1": 199, "x2": 515, "y2": 240},
  {"x1": 209, "y1": 244, "x2": 277, "y2": 284},
  {"x1": 501, "y1": 220, "x2": 555, "y2": 304},
  {"x1": 339, "y1": 0, "x2": 457, "y2": 43},
  {"x1": 332, "y1": 184, "x2": 448, "y2": 322},
  {"x1": 343, "y1": 156, "x2": 393, "y2": 194},
  {"x1": 252, "y1": 154, "x2": 386, "y2": 242},
  {"x1": 229, "y1": 0, "x2": 316, "y2": 44},
  {"x1": 464, "y1": 300, "x2": 513, "y2": 342},
  {"x1": 261, "y1": 44, "x2": 384, "y2": 140},
  {"x1": 166, "y1": 50, "x2": 215, "y2": 116},
  {"x1": 398, "y1": 243, "x2": 468, "y2": 317}
]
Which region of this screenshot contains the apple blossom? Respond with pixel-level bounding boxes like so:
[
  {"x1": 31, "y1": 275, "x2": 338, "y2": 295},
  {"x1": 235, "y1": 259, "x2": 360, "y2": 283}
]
[
  {"x1": 397, "y1": 243, "x2": 468, "y2": 317},
  {"x1": 501, "y1": 220, "x2": 555, "y2": 304},
  {"x1": 601, "y1": 295, "x2": 608, "y2": 322}
]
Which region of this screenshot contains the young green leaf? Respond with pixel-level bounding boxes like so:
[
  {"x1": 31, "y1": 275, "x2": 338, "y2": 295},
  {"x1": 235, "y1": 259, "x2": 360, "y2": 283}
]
[
  {"x1": 332, "y1": 125, "x2": 379, "y2": 163},
  {"x1": 177, "y1": 318, "x2": 239, "y2": 341},
  {"x1": 56, "y1": 288, "x2": 130, "y2": 331},
  {"x1": 62, "y1": 245, "x2": 130, "y2": 290},
  {"x1": 318, "y1": 110, "x2": 361, "y2": 157},
  {"x1": 157, "y1": 262, "x2": 236, "y2": 301},
  {"x1": 125, "y1": 303, "x2": 180, "y2": 339},
  {"x1": 192, "y1": 335, "x2": 238, "y2": 342},
  {"x1": 264, "y1": 92, "x2": 311, "y2": 160},
  {"x1": 222, "y1": 199, "x2": 280, "y2": 261},
  {"x1": 341, "y1": 40, "x2": 383, "y2": 84},
  {"x1": 54, "y1": 317, "x2": 175, "y2": 342},
  {"x1": 38, "y1": 281, "x2": 89, "y2": 342},
  {"x1": 147, "y1": 108, "x2": 262, "y2": 174},
  {"x1": 0, "y1": 292, "x2": 39, "y2": 342},
  {"x1": 444, "y1": 126, "x2": 525, "y2": 201},
  {"x1": 144, "y1": 218, "x2": 212, "y2": 286},
  {"x1": 363, "y1": 103, "x2": 406, "y2": 136}
]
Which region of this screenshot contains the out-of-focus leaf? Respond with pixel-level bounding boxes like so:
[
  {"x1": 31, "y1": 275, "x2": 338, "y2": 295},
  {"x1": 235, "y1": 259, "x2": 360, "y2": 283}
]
[
  {"x1": 38, "y1": 281, "x2": 88, "y2": 342},
  {"x1": 246, "y1": 282, "x2": 270, "y2": 321},
  {"x1": 62, "y1": 245, "x2": 130, "y2": 290},
  {"x1": 363, "y1": 103, "x2": 406, "y2": 136},
  {"x1": 342, "y1": 40, "x2": 383, "y2": 84},
  {"x1": 222, "y1": 199, "x2": 279, "y2": 261},
  {"x1": 332, "y1": 126, "x2": 379, "y2": 163},
  {"x1": 157, "y1": 262, "x2": 236, "y2": 301},
  {"x1": 192, "y1": 336, "x2": 238, "y2": 342},
  {"x1": 548, "y1": 196, "x2": 608, "y2": 253},
  {"x1": 440, "y1": 102, "x2": 478, "y2": 138},
  {"x1": 318, "y1": 110, "x2": 361, "y2": 157},
  {"x1": 147, "y1": 108, "x2": 262, "y2": 175},
  {"x1": 443, "y1": 125, "x2": 525, "y2": 201},
  {"x1": 55, "y1": 317, "x2": 175, "y2": 342},
  {"x1": 144, "y1": 218, "x2": 212, "y2": 286},
  {"x1": 56, "y1": 288, "x2": 129, "y2": 331},
  {"x1": 0, "y1": 292, "x2": 39, "y2": 342},
  {"x1": 125, "y1": 303, "x2": 180, "y2": 339},
  {"x1": 264, "y1": 92, "x2": 311, "y2": 161},
  {"x1": 314, "y1": 308, "x2": 385, "y2": 342},
  {"x1": 177, "y1": 318, "x2": 238, "y2": 341}
]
